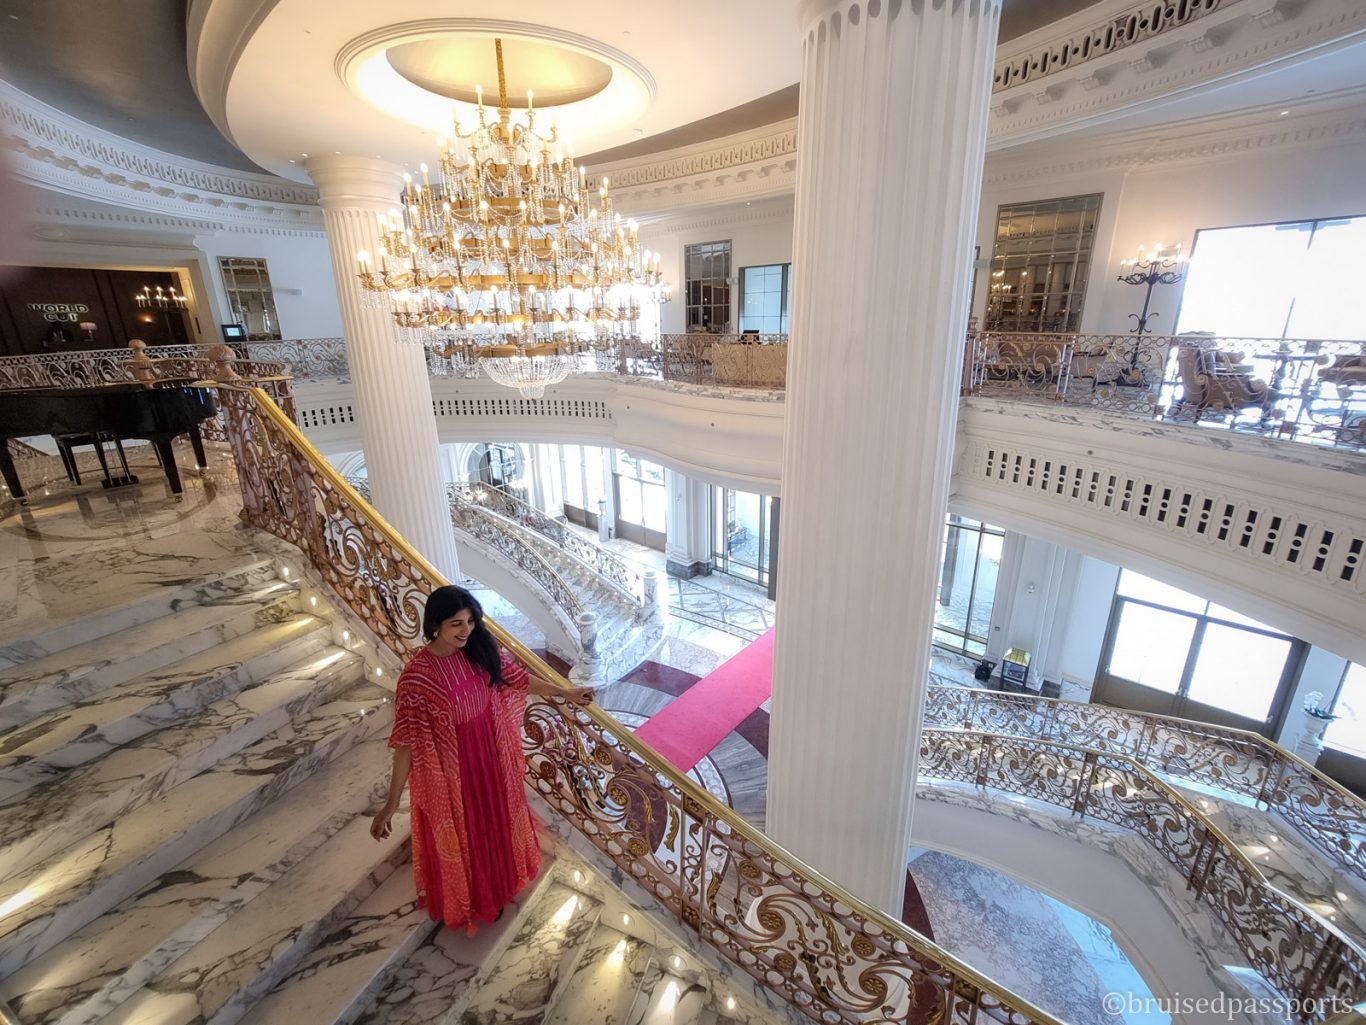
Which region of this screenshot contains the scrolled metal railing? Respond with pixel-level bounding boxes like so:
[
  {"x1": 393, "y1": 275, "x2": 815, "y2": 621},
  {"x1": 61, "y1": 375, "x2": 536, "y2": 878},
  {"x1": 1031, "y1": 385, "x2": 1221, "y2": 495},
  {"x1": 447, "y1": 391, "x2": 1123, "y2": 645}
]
[
  {"x1": 237, "y1": 338, "x2": 350, "y2": 380},
  {"x1": 920, "y1": 728, "x2": 1366, "y2": 1015},
  {"x1": 923, "y1": 685, "x2": 1366, "y2": 882},
  {"x1": 449, "y1": 481, "x2": 646, "y2": 605},
  {"x1": 219, "y1": 383, "x2": 1062, "y2": 1025},
  {"x1": 344, "y1": 476, "x2": 586, "y2": 624},
  {"x1": 963, "y1": 332, "x2": 1366, "y2": 450}
]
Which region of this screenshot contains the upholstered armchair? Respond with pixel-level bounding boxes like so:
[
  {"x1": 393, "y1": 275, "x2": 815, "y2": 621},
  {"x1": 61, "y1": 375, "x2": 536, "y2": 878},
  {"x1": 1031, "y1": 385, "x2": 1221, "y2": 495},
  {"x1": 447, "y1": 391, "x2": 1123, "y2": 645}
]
[
  {"x1": 1317, "y1": 353, "x2": 1366, "y2": 393},
  {"x1": 1174, "y1": 337, "x2": 1271, "y2": 413}
]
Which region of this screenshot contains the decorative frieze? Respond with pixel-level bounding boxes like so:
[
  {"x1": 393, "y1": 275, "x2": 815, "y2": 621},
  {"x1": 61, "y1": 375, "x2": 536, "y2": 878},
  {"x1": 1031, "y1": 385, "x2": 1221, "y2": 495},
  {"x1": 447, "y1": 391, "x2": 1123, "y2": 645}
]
[{"x1": 993, "y1": 0, "x2": 1228, "y2": 92}]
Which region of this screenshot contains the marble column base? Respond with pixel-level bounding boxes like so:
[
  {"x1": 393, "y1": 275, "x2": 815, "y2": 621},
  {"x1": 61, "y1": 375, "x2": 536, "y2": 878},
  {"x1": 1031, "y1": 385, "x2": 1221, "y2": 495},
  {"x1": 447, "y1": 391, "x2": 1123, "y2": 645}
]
[{"x1": 667, "y1": 559, "x2": 711, "y2": 579}]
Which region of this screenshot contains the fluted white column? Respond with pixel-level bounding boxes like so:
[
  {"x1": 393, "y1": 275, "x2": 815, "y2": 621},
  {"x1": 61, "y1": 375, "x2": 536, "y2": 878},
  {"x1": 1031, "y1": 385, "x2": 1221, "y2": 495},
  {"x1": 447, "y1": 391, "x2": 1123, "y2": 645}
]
[
  {"x1": 767, "y1": 0, "x2": 1001, "y2": 914},
  {"x1": 307, "y1": 155, "x2": 460, "y2": 582}
]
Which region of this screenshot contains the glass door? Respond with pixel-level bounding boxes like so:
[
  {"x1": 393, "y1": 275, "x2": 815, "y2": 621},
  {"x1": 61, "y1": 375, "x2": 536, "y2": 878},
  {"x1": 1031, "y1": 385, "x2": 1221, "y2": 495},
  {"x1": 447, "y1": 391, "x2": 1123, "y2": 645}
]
[
  {"x1": 613, "y1": 450, "x2": 666, "y2": 550},
  {"x1": 1093, "y1": 570, "x2": 1302, "y2": 735},
  {"x1": 709, "y1": 486, "x2": 773, "y2": 587},
  {"x1": 933, "y1": 516, "x2": 1004, "y2": 658}
]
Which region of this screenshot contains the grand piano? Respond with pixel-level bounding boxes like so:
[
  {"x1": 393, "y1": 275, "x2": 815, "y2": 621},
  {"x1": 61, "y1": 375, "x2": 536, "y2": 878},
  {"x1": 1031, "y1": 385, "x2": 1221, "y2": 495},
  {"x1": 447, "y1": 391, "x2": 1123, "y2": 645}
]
[{"x1": 0, "y1": 381, "x2": 217, "y2": 501}]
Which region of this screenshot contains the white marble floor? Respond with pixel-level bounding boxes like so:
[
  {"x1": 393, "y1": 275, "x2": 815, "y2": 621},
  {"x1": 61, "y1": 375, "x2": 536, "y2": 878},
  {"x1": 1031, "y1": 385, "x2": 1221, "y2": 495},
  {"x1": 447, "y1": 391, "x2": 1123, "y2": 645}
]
[
  {"x1": 0, "y1": 441, "x2": 262, "y2": 645},
  {"x1": 906, "y1": 848, "x2": 1169, "y2": 1025}
]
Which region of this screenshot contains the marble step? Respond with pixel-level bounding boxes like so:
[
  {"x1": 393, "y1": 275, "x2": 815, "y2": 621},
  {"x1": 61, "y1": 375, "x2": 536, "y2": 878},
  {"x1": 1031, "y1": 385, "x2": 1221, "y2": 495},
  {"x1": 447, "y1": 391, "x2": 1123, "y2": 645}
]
[
  {"x1": 542, "y1": 922, "x2": 660, "y2": 1025},
  {"x1": 455, "y1": 882, "x2": 604, "y2": 1025},
  {"x1": 323, "y1": 868, "x2": 561, "y2": 1025},
  {"x1": 0, "y1": 559, "x2": 278, "y2": 671},
  {"x1": 98, "y1": 809, "x2": 413, "y2": 1025},
  {"x1": 630, "y1": 971, "x2": 710, "y2": 1025},
  {"x1": 0, "y1": 681, "x2": 392, "y2": 977},
  {"x1": 1, "y1": 737, "x2": 395, "y2": 1025},
  {"x1": 0, "y1": 615, "x2": 343, "y2": 801},
  {"x1": 0, "y1": 616, "x2": 340, "y2": 880},
  {"x1": 0, "y1": 580, "x2": 301, "y2": 732}
]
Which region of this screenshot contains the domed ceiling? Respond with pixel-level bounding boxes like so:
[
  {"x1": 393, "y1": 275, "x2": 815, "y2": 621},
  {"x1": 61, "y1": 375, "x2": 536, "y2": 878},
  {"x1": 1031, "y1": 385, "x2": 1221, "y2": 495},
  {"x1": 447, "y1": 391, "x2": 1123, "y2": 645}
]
[{"x1": 0, "y1": 0, "x2": 1100, "y2": 175}]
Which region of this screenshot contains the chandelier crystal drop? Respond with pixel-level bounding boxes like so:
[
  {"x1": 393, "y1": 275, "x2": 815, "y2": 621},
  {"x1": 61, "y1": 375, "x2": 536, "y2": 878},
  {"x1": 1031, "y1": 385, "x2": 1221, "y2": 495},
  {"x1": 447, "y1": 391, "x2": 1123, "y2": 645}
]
[{"x1": 356, "y1": 38, "x2": 668, "y2": 398}]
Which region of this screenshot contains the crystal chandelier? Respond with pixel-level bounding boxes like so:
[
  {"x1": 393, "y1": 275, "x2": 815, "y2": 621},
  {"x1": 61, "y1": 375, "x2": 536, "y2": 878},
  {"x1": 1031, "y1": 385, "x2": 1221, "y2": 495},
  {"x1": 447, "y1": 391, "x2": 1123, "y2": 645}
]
[{"x1": 355, "y1": 38, "x2": 667, "y2": 398}]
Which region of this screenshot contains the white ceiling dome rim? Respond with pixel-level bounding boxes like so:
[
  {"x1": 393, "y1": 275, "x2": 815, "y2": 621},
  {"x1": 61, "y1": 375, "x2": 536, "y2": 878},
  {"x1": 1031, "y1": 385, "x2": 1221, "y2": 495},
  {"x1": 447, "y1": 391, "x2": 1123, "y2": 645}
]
[{"x1": 334, "y1": 19, "x2": 657, "y2": 136}]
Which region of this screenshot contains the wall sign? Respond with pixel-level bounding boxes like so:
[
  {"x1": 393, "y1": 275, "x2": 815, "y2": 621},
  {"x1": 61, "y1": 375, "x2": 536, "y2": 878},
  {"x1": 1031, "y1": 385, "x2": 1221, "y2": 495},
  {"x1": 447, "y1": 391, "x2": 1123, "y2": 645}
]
[{"x1": 27, "y1": 302, "x2": 91, "y2": 323}]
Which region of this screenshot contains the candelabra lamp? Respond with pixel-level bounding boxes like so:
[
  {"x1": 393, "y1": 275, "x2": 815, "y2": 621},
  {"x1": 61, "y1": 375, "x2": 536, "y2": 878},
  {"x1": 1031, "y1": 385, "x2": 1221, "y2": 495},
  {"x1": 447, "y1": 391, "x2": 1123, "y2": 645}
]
[
  {"x1": 134, "y1": 285, "x2": 190, "y2": 344},
  {"x1": 1116, "y1": 243, "x2": 1185, "y2": 336}
]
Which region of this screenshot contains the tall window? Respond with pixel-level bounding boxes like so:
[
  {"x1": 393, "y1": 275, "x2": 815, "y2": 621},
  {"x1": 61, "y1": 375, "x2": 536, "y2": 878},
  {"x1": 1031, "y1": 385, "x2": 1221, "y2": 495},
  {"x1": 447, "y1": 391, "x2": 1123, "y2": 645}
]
[
  {"x1": 739, "y1": 264, "x2": 792, "y2": 335},
  {"x1": 685, "y1": 240, "x2": 731, "y2": 333},
  {"x1": 1177, "y1": 215, "x2": 1366, "y2": 340},
  {"x1": 1094, "y1": 570, "x2": 1302, "y2": 733},
  {"x1": 614, "y1": 450, "x2": 666, "y2": 549},
  {"x1": 558, "y1": 444, "x2": 607, "y2": 529},
  {"x1": 218, "y1": 257, "x2": 282, "y2": 341},
  {"x1": 1325, "y1": 662, "x2": 1366, "y2": 757},
  {"x1": 984, "y1": 194, "x2": 1101, "y2": 333},
  {"x1": 710, "y1": 486, "x2": 775, "y2": 587},
  {"x1": 934, "y1": 516, "x2": 1004, "y2": 657}
]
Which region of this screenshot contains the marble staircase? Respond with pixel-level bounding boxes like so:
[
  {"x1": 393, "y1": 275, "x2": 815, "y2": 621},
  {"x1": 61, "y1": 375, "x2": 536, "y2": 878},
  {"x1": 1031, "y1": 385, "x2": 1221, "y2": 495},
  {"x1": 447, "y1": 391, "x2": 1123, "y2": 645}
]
[
  {"x1": 465, "y1": 506, "x2": 667, "y2": 685},
  {"x1": 0, "y1": 554, "x2": 772, "y2": 1025}
]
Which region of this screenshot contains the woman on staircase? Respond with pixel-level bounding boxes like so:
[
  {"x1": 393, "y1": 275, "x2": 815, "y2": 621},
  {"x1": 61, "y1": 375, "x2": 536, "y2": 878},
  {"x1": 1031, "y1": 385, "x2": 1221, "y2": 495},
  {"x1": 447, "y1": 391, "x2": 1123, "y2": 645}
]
[{"x1": 370, "y1": 585, "x2": 594, "y2": 933}]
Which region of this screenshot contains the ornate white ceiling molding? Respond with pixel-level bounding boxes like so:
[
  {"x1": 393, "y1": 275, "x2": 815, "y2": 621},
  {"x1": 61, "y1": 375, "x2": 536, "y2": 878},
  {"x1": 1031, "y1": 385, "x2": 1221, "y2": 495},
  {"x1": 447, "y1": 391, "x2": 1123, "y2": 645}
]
[
  {"x1": 981, "y1": 89, "x2": 1366, "y2": 186},
  {"x1": 0, "y1": 79, "x2": 324, "y2": 232},
  {"x1": 985, "y1": 0, "x2": 1366, "y2": 149},
  {"x1": 584, "y1": 119, "x2": 798, "y2": 216}
]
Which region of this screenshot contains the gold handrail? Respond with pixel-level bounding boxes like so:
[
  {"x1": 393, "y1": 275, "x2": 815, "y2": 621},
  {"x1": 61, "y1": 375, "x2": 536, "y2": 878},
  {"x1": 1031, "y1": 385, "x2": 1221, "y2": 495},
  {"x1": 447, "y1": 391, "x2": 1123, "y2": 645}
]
[
  {"x1": 228, "y1": 384, "x2": 1064, "y2": 1025},
  {"x1": 925, "y1": 684, "x2": 1365, "y2": 876}
]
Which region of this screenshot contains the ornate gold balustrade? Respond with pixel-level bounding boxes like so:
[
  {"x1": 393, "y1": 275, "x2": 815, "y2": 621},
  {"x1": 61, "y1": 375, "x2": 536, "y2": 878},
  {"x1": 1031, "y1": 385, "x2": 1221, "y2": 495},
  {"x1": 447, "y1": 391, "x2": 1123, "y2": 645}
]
[
  {"x1": 920, "y1": 728, "x2": 1366, "y2": 1013},
  {"x1": 924, "y1": 686, "x2": 1366, "y2": 881},
  {"x1": 217, "y1": 383, "x2": 1061, "y2": 1025}
]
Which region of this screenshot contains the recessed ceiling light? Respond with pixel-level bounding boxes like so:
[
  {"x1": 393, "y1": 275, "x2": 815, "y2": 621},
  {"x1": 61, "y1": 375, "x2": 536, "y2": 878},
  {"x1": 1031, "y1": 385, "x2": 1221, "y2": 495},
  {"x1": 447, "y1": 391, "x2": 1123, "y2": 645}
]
[
  {"x1": 289, "y1": 159, "x2": 296, "y2": 163},
  {"x1": 335, "y1": 150, "x2": 341, "y2": 155},
  {"x1": 301, "y1": 152, "x2": 309, "y2": 157},
  {"x1": 632, "y1": 128, "x2": 643, "y2": 135},
  {"x1": 1279, "y1": 110, "x2": 1289, "y2": 116}
]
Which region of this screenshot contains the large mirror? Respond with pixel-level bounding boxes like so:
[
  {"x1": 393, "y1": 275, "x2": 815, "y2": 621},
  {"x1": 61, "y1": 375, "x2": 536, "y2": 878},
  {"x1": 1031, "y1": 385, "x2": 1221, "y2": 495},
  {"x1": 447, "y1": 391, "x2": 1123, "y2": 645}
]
[{"x1": 218, "y1": 257, "x2": 282, "y2": 341}]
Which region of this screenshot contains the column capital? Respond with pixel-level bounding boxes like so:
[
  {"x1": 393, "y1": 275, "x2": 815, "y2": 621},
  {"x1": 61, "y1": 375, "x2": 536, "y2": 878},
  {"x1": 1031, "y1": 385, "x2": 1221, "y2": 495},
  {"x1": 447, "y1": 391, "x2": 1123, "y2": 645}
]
[
  {"x1": 305, "y1": 154, "x2": 407, "y2": 210},
  {"x1": 798, "y1": 0, "x2": 1003, "y2": 35}
]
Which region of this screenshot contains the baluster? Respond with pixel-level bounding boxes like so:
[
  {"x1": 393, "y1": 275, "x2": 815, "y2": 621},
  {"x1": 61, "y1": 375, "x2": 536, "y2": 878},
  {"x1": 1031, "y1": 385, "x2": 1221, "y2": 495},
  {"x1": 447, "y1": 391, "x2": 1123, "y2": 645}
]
[{"x1": 1073, "y1": 750, "x2": 1098, "y2": 816}]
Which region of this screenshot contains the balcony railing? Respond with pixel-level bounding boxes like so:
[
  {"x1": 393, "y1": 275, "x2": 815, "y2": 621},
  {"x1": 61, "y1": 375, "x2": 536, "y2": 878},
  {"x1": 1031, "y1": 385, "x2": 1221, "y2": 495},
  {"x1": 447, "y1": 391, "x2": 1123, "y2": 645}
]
[
  {"x1": 217, "y1": 382, "x2": 1063, "y2": 1025},
  {"x1": 449, "y1": 482, "x2": 648, "y2": 607},
  {"x1": 923, "y1": 685, "x2": 1366, "y2": 881},
  {"x1": 963, "y1": 332, "x2": 1366, "y2": 451},
  {"x1": 920, "y1": 728, "x2": 1366, "y2": 1012}
]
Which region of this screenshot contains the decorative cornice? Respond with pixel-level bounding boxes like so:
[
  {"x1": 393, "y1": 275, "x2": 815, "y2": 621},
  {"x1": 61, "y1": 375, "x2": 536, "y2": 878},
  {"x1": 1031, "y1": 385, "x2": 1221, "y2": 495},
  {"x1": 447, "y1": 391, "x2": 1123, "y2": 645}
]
[
  {"x1": 0, "y1": 79, "x2": 324, "y2": 231},
  {"x1": 992, "y1": 0, "x2": 1234, "y2": 93},
  {"x1": 585, "y1": 119, "x2": 798, "y2": 216},
  {"x1": 985, "y1": 0, "x2": 1366, "y2": 149},
  {"x1": 981, "y1": 90, "x2": 1366, "y2": 186}
]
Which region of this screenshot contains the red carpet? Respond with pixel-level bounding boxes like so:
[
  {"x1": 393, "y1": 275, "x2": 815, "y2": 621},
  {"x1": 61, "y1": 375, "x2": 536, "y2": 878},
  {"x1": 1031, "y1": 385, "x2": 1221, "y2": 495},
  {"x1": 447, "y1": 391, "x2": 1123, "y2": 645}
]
[{"x1": 634, "y1": 629, "x2": 774, "y2": 772}]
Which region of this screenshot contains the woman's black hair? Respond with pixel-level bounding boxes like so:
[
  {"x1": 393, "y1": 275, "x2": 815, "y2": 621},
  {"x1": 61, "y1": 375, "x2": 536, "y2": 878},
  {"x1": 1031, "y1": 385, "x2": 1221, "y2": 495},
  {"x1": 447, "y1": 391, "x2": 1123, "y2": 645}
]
[{"x1": 422, "y1": 585, "x2": 505, "y2": 686}]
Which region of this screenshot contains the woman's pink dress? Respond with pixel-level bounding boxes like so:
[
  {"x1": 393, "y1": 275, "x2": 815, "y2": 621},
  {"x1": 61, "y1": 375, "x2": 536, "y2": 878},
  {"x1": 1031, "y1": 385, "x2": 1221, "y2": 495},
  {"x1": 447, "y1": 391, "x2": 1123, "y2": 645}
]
[{"x1": 389, "y1": 646, "x2": 541, "y2": 931}]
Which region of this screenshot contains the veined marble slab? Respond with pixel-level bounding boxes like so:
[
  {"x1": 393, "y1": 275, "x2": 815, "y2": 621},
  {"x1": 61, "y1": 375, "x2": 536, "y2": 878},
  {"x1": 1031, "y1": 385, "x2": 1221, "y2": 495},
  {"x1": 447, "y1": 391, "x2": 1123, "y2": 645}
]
[
  {"x1": 98, "y1": 812, "x2": 411, "y2": 1025},
  {"x1": 2, "y1": 737, "x2": 394, "y2": 1025},
  {"x1": 0, "y1": 618, "x2": 338, "y2": 875},
  {"x1": 0, "y1": 621, "x2": 349, "y2": 800},
  {"x1": 0, "y1": 581, "x2": 301, "y2": 732},
  {"x1": 457, "y1": 881, "x2": 603, "y2": 1025},
  {"x1": 0, "y1": 684, "x2": 393, "y2": 977},
  {"x1": 0, "y1": 558, "x2": 278, "y2": 670},
  {"x1": 544, "y1": 923, "x2": 658, "y2": 1025},
  {"x1": 250, "y1": 858, "x2": 557, "y2": 1025}
]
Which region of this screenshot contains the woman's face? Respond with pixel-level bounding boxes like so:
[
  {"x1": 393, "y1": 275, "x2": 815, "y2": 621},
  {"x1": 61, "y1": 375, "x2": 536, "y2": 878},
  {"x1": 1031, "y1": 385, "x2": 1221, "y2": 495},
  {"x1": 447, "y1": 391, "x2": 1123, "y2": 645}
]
[{"x1": 436, "y1": 608, "x2": 475, "y2": 648}]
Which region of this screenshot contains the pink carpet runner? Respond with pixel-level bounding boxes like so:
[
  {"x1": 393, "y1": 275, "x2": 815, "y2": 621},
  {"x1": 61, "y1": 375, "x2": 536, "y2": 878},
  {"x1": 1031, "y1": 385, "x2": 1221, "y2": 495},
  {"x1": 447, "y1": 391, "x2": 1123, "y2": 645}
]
[{"x1": 634, "y1": 629, "x2": 774, "y2": 772}]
